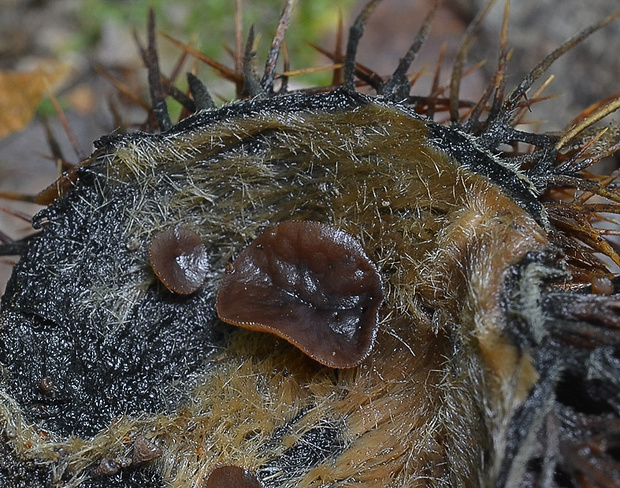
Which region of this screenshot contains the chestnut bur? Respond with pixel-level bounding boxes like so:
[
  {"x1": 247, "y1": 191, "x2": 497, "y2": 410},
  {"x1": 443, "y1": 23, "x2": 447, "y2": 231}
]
[
  {"x1": 148, "y1": 227, "x2": 209, "y2": 295},
  {"x1": 216, "y1": 221, "x2": 384, "y2": 368}
]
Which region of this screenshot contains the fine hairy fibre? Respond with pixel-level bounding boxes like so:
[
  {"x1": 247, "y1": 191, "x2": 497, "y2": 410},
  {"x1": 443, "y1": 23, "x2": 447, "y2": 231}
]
[{"x1": 0, "y1": 1, "x2": 619, "y2": 487}]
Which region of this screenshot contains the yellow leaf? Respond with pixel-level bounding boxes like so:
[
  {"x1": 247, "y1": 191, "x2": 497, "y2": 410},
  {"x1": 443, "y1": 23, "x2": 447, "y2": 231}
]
[{"x1": 0, "y1": 64, "x2": 69, "y2": 138}]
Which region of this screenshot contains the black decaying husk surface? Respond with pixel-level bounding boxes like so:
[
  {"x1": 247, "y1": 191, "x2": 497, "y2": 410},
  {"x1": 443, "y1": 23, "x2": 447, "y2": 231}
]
[{"x1": 0, "y1": 1, "x2": 619, "y2": 487}]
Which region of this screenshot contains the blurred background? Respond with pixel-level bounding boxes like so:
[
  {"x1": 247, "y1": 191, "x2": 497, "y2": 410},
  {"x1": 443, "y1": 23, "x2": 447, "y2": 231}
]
[{"x1": 1, "y1": 0, "x2": 619, "y2": 294}]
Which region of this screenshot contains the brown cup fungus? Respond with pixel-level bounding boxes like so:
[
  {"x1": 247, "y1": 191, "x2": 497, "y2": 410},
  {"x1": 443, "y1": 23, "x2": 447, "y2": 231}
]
[
  {"x1": 148, "y1": 227, "x2": 208, "y2": 295},
  {"x1": 216, "y1": 221, "x2": 384, "y2": 368},
  {"x1": 204, "y1": 466, "x2": 263, "y2": 488},
  {"x1": 131, "y1": 436, "x2": 162, "y2": 466}
]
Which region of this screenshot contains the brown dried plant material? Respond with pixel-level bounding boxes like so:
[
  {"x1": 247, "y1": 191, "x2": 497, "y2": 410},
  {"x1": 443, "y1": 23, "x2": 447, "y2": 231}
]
[{"x1": 0, "y1": 64, "x2": 69, "y2": 138}]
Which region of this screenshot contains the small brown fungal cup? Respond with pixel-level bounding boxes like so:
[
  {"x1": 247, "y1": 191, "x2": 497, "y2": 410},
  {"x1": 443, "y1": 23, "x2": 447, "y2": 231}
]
[
  {"x1": 216, "y1": 221, "x2": 384, "y2": 368},
  {"x1": 148, "y1": 226, "x2": 209, "y2": 295},
  {"x1": 204, "y1": 466, "x2": 263, "y2": 488},
  {"x1": 131, "y1": 435, "x2": 162, "y2": 466}
]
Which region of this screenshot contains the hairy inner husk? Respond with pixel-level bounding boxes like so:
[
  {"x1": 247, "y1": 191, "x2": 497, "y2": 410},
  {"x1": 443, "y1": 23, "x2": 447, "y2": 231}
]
[{"x1": 1, "y1": 91, "x2": 547, "y2": 487}]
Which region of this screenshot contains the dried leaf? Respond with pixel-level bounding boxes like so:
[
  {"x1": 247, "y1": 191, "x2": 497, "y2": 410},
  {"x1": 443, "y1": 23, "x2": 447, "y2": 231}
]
[{"x1": 0, "y1": 64, "x2": 69, "y2": 138}]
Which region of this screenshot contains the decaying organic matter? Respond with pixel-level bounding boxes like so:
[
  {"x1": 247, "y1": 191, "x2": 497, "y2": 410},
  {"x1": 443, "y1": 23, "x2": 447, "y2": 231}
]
[{"x1": 0, "y1": 1, "x2": 620, "y2": 487}]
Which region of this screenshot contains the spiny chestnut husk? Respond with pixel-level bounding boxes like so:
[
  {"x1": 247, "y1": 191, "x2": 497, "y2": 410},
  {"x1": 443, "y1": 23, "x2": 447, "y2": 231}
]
[{"x1": 0, "y1": 1, "x2": 620, "y2": 487}]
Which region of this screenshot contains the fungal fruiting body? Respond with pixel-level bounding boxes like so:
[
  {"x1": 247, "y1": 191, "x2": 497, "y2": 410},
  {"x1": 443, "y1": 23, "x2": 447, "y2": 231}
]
[
  {"x1": 204, "y1": 466, "x2": 263, "y2": 488},
  {"x1": 0, "y1": 2, "x2": 619, "y2": 488},
  {"x1": 148, "y1": 226, "x2": 209, "y2": 294},
  {"x1": 216, "y1": 220, "x2": 384, "y2": 368}
]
